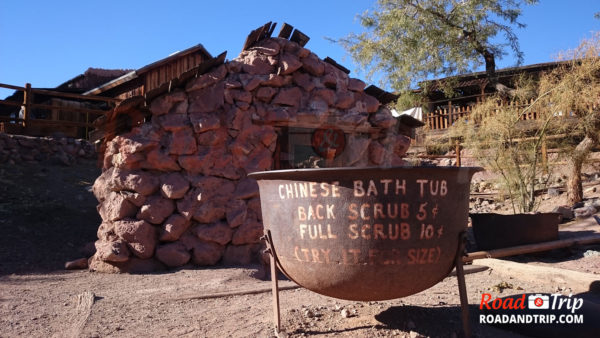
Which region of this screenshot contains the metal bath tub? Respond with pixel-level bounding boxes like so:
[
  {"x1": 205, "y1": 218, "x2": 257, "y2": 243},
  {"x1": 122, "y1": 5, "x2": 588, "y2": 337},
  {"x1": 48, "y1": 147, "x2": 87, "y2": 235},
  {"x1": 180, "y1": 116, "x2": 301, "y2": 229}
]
[{"x1": 249, "y1": 166, "x2": 481, "y2": 301}]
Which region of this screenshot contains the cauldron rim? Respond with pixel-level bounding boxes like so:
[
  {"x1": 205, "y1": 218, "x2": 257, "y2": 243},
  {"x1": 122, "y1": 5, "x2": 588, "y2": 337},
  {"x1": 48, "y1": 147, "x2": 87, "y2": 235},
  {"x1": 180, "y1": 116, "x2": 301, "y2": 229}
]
[{"x1": 248, "y1": 165, "x2": 483, "y2": 180}]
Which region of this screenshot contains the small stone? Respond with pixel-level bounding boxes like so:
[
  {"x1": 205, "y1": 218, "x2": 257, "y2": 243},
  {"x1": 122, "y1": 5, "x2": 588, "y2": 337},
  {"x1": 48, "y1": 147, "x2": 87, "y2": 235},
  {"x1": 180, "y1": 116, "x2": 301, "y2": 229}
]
[
  {"x1": 304, "y1": 309, "x2": 315, "y2": 318},
  {"x1": 64, "y1": 258, "x2": 89, "y2": 270},
  {"x1": 340, "y1": 309, "x2": 351, "y2": 318}
]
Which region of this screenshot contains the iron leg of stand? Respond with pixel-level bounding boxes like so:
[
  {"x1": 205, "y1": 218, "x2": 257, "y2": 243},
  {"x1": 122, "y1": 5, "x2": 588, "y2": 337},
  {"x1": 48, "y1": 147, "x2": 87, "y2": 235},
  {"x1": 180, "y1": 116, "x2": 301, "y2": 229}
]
[{"x1": 455, "y1": 232, "x2": 471, "y2": 338}]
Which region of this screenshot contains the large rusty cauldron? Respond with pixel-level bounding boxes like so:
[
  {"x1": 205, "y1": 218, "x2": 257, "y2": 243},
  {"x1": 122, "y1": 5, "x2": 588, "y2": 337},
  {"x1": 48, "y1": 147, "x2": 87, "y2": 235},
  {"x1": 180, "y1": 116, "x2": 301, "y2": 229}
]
[{"x1": 249, "y1": 166, "x2": 481, "y2": 334}]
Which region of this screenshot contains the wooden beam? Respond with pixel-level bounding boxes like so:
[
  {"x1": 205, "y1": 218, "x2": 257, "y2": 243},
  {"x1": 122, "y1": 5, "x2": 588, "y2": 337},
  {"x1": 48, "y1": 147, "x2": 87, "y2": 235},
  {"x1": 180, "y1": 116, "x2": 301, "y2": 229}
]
[
  {"x1": 278, "y1": 23, "x2": 293, "y2": 39},
  {"x1": 464, "y1": 234, "x2": 600, "y2": 262},
  {"x1": 31, "y1": 88, "x2": 121, "y2": 103}
]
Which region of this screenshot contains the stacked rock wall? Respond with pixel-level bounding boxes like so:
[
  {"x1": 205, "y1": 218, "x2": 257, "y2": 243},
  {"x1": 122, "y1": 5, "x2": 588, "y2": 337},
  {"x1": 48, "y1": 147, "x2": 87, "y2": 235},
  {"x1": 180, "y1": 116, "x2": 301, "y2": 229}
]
[
  {"x1": 0, "y1": 133, "x2": 95, "y2": 165},
  {"x1": 90, "y1": 37, "x2": 410, "y2": 272}
]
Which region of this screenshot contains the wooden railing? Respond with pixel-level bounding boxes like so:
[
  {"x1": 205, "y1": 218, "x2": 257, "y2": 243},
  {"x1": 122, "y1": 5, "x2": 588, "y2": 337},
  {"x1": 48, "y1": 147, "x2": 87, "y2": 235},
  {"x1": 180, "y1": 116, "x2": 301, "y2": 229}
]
[
  {"x1": 0, "y1": 82, "x2": 120, "y2": 139},
  {"x1": 422, "y1": 99, "x2": 577, "y2": 131}
]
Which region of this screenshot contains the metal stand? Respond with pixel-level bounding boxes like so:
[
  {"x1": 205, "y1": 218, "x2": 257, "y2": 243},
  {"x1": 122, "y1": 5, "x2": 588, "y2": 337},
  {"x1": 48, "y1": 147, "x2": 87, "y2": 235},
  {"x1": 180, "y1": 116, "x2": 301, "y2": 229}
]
[
  {"x1": 454, "y1": 231, "x2": 471, "y2": 338},
  {"x1": 263, "y1": 229, "x2": 472, "y2": 337},
  {"x1": 263, "y1": 230, "x2": 281, "y2": 334}
]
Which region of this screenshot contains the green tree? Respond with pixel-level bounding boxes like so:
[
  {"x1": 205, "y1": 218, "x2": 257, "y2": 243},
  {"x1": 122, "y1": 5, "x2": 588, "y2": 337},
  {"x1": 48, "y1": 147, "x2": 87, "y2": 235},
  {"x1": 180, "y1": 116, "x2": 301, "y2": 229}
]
[{"x1": 338, "y1": 0, "x2": 537, "y2": 95}]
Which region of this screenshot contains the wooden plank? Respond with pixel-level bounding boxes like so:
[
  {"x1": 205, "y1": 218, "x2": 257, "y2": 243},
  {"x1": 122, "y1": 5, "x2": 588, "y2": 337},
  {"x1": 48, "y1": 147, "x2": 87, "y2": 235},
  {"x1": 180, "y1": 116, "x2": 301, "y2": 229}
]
[
  {"x1": 25, "y1": 119, "x2": 95, "y2": 128},
  {"x1": 0, "y1": 99, "x2": 23, "y2": 107},
  {"x1": 30, "y1": 102, "x2": 108, "y2": 116},
  {"x1": 278, "y1": 23, "x2": 294, "y2": 39},
  {"x1": 290, "y1": 28, "x2": 310, "y2": 47},
  {"x1": 0, "y1": 83, "x2": 26, "y2": 91},
  {"x1": 323, "y1": 57, "x2": 350, "y2": 74},
  {"x1": 31, "y1": 88, "x2": 120, "y2": 103}
]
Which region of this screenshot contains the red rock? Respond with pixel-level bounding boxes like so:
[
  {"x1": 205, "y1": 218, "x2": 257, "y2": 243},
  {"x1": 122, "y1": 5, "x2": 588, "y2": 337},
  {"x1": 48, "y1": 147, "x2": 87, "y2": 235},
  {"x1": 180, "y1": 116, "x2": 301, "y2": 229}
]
[
  {"x1": 188, "y1": 82, "x2": 225, "y2": 114},
  {"x1": 137, "y1": 195, "x2": 175, "y2": 225},
  {"x1": 322, "y1": 72, "x2": 338, "y2": 89},
  {"x1": 155, "y1": 242, "x2": 190, "y2": 267},
  {"x1": 150, "y1": 90, "x2": 187, "y2": 116},
  {"x1": 279, "y1": 53, "x2": 302, "y2": 75},
  {"x1": 188, "y1": 113, "x2": 221, "y2": 133},
  {"x1": 250, "y1": 39, "x2": 281, "y2": 56},
  {"x1": 108, "y1": 168, "x2": 159, "y2": 196},
  {"x1": 348, "y1": 78, "x2": 366, "y2": 92},
  {"x1": 261, "y1": 74, "x2": 290, "y2": 87},
  {"x1": 120, "y1": 191, "x2": 146, "y2": 207},
  {"x1": 65, "y1": 257, "x2": 89, "y2": 270},
  {"x1": 97, "y1": 222, "x2": 116, "y2": 242},
  {"x1": 156, "y1": 113, "x2": 191, "y2": 132},
  {"x1": 225, "y1": 78, "x2": 242, "y2": 89},
  {"x1": 114, "y1": 219, "x2": 157, "y2": 259},
  {"x1": 335, "y1": 91, "x2": 355, "y2": 109},
  {"x1": 196, "y1": 128, "x2": 228, "y2": 148},
  {"x1": 185, "y1": 65, "x2": 227, "y2": 92},
  {"x1": 222, "y1": 244, "x2": 261, "y2": 265},
  {"x1": 272, "y1": 87, "x2": 302, "y2": 107},
  {"x1": 339, "y1": 112, "x2": 368, "y2": 126},
  {"x1": 168, "y1": 127, "x2": 197, "y2": 155},
  {"x1": 226, "y1": 60, "x2": 243, "y2": 73},
  {"x1": 301, "y1": 53, "x2": 325, "y2": 76},
  {"x1": 255, "y1": 87, "x2": 278, "y2": 102},
  {"x1": 110, "y1": 151, "x2": 144, "y2": 170},
  {"x1": 369, "y1": 107, "x2": 397, "y2": 129},
  {"x1": 232, "y1": 219, "x2": 263, "y2": 245},
  {"x1": 160, "y1": 214, "x2": 190, "y2": 241},
  {"x1": 188, "y1": 175, "x2": 235, "y2": 196},
  {"x1": 369, "y1": 141, "x2": 387, "y2": 165},
  {"x1": 238, "y1": 74, "x2": 265, "y2": 91},
  {"x1": 193, "y1": 222, "x2": 233, "y2": 245},
  {"x1": 93, "y1": 169, "x2": 112, "y2": 202},
  {"x1": 190, "y1": 239, "x2": 224, "y2": 265},
  {"x1": 242, "y1": 52, "x2": 275, "y2": 75},
  {"x1": 234, "y1": 178, "x2": 259, "y2": 199},
  {"x1": 230, "y1": 89, "x2": 253, "y2": 104},
  {"x1": 292, "y1": 72, "x2": 315, "y2": 92},
  {"x1": 141, "y1": 148, "x2": 181, "y2": 172},
  {"x1": 265, "y1": 106, "x2": 295, "y2": 123},
  {"x1": 192, "y1": 201, "x2": 226, "y2": 223},
  {"x1": 95, "y1": 240, "x2": 130, "y2": 262},
  {"x1": 88, "y1": 255, "x2": 123, "y2": 273},
  {"x1": 313, "y1": 88, "x2": 336, "y2": 106},
  {"x1": 160, "y1": 172, "x2": 189, "y2": 199},
  {"x1": 394, "y1": 135, "x2": 411, "y2": 157},
  {"x1": 176, "y1": 188, "x2": 202, "y2": 220},
  {"x1": 98, "y1": 191, "x2": 138, "y2": 222},
  {"x1": 354, "y1": 92, "x2": 380, "y2": 113},
  {"x1": 239, "y1": 145, "x2": 273, "y2": 173},
  {"x1": 226, "y1": 199, "x2": 247, "y2": 228},
  {"x1": 247, "y1": 197, "x2": 262, "y2": 221},
  {"x1": 342, "y1": 136, "x2": 370, "y2": 166}
]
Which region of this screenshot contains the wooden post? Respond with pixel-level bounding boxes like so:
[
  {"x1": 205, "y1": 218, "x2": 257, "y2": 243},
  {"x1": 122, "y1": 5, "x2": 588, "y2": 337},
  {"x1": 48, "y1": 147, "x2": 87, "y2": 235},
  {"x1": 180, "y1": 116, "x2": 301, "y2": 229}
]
[
  {"x1": 22, "y1": 83, "x2": 32, "y2": 127},
  {"x1": 455, "y1": 140, "x2": 461, "y2": 167},
  {"x1": 541, "y1": 138, "x2": 548, "y2": 175}
]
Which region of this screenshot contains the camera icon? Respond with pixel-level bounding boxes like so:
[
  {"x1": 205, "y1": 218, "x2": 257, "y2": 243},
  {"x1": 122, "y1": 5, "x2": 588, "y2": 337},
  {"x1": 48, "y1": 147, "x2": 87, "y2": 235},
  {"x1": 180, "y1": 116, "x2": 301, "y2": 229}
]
[{"x1": 528, "y1": 294, "x2": 549, "y2": 309}]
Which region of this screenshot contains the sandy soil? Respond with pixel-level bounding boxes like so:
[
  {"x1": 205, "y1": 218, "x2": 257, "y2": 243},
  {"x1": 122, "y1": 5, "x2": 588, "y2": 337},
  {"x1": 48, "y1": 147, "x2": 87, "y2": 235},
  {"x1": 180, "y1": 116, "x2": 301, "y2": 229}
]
[{"x1": 1, "y1": 160, "x2": 599, "y2": 338}]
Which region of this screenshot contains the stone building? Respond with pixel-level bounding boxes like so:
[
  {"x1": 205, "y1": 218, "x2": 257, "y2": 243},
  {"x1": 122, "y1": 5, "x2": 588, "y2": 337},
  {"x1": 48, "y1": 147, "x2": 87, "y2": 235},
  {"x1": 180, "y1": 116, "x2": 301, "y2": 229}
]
[{"x1": 89, "y1": 23, "x2": 413, "y2": 272}]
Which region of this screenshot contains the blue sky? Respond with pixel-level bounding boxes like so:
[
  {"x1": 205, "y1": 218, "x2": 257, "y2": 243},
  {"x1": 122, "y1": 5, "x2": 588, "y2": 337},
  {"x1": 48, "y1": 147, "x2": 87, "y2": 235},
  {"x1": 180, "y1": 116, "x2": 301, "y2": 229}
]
[{"x1": 1, "y1": 0, "x2": 599, "y2": 98}]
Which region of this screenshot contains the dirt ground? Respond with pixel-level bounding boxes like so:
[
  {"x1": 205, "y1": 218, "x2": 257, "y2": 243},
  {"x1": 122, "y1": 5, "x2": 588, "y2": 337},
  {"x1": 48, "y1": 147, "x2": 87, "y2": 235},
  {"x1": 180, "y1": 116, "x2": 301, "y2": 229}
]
[{"x1": 1, "y1": 160, "x2": 599, "y2": 338}]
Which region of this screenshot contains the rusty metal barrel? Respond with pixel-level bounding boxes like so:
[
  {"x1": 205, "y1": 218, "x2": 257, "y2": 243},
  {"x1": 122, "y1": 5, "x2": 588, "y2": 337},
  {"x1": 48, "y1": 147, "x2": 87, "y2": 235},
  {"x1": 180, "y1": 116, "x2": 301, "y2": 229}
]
[{"x1": 249, "y1": 166, "x2": 481, "y2": 301}]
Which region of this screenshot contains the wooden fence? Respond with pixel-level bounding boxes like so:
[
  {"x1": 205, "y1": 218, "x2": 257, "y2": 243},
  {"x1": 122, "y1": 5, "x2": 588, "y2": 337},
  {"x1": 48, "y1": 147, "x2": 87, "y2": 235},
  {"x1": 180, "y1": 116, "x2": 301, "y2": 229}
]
[
  {"x1": 0, "y1": 82, "x2": 119, "y2": 139},
  {"x1": 422, "y1": 99, "x2": 576, "y2": 131}
]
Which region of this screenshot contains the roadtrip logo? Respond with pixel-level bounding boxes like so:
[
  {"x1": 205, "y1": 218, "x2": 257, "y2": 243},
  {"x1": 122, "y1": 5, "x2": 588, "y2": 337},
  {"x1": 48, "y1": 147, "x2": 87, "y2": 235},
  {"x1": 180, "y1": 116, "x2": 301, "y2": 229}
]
[{"x1": 479, "y1": 293, "x2": 585, "y2": 325}]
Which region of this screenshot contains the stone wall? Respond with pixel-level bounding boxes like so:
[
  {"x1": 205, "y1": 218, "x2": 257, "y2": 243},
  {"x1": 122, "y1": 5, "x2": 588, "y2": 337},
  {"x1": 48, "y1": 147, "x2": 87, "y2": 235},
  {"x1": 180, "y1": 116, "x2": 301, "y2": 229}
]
[
  {"x1": 89, "y1": 37, "x2": 410, "y2": 273},
  {"x1": 0, "y1": 133, "x2": 96, "y2": 165}
]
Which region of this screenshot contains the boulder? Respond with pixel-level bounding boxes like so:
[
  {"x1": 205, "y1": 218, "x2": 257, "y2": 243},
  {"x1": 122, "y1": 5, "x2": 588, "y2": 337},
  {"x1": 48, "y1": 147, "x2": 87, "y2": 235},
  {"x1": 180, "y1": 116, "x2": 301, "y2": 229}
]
[
  {"x1": 155, "y1": 242, "x2": 191, "y2": 267},
  {"x1": 137, "y1": 195, "x2": 175, "y2": 225},
  {"x1": 168, "y1": 127, "x2": 197, "y2": 155},
  {"x1": 222, "y1": 244, "x2": 261, "y2": 265},
  {"x1": 193, "y1": 222, "x2": 233, "y2": 246},
  {"x1": 114, "y1": 219, "x2": 157, "y2": 259},
  {"x1": 232, "y1": 219, "x2": 263, "y2": 245},
  {"x1": 190, "y1": 239, "x2": 225, "y2": 265},
  {"x1": 95, "y1": 240, "x2": 130, "y2": 262},
  {"x1": 226, "y1": 199, "x2": 247, "y2": 228},
  {"x1": 98, "y1": 191, "x2": 138, "y2": 222},
  {"x1": 160, "y1": 172, "x2": 189, "y2": 199},
  {"x1": 160, "y1": 214, "x2": 191, "y2": 241}
]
